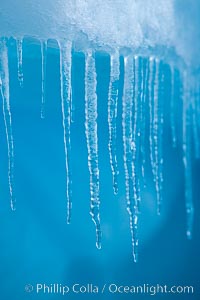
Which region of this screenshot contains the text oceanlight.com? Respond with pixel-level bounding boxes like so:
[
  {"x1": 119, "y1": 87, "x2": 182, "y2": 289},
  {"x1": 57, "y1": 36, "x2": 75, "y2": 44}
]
[{"x1": 24, "y1": 283, "x2": 194, "y2": 296}]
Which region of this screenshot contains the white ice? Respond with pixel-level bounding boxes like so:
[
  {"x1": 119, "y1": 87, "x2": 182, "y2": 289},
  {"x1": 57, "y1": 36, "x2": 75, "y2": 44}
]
[{"x1": 0, "y1": 1, "x2": 200, "y2": 66}]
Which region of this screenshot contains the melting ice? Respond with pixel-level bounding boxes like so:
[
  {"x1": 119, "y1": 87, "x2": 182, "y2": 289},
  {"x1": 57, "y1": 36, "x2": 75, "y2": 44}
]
[{"x1": 0, "y1": 0, "x2": 200, "y2": 260}]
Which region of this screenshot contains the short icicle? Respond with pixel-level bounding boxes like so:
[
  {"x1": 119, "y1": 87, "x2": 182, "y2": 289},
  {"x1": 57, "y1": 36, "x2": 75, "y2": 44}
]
[
  {"x1": 108, "y1": 50, "x2": 120, "y2": 195},
  {"x1": 191, "y1": 81, "x2": 200, "y2": 159},
  {"x1": 0, "y1": 39, "x2": 16, "y2": 211},
  {"x1": 85, "y1": 50, "x2": 102, "y2": 249},
  {"x1": 182, "y1": 71, "x2": 194, "y2": 239},
  {"x1": 41, "y1": 40, "x2": 47, "y2": 119},
  {"x1": 122, "y1": 55, "x2": 138, "y2": 262},
  {"x1": 16, "y1": 38, "x2": 23, "y2": 86},
  {"x1": 59, "y1": 40, "x2": 73, "y2": 224}
]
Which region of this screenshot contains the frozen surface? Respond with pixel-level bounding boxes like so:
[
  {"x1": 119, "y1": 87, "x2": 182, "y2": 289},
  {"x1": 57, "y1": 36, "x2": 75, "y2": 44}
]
[{"x1": 0, "y1": 0, "x2": 200, "y2": 66}]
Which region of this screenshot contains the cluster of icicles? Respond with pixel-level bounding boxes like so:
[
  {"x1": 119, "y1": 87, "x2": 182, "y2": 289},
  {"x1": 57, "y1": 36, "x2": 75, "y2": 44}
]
[{"x1": 0, "y1": 37, "x2": 199, "y2": 262}]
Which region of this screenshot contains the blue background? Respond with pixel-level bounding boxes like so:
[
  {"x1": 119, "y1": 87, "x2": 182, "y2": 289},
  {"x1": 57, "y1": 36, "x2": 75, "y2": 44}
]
[{"x1": 0, "y1": 38, "x2": 199, "y2": 299}]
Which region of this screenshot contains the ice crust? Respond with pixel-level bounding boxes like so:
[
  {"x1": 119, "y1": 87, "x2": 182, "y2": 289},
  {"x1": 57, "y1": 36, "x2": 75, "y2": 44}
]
[{"x1": 0, "y1": 0, "x2": 199, "y2": 65}]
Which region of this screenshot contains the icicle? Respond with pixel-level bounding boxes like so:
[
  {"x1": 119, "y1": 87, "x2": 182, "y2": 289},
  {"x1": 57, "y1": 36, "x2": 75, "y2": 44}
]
[
  {"x1": 148, "y1": 57, "x2": 156, "y2": 183},
  {"x1": 108, "y1": 50, "x2": 120, "y2": 195},
  {"x1": 70, "y1": 59, "x2": 74, "y2": 124},
  {"x1": 140, "y1": 58, "x2": 148, "y2": 185},
  {"x1": 0, "y1": 40, "x2": 16, "y2": 211},
  {"x1": 122, "y1": 55, "x2": 138, "y2": 262},
  {"x1": 191, "y1": 82, "x2": 200, "y2": 159},
  {"x1": 170, "y1": 66, "x2": 177, "y2": 148},
  {"x1": 159, "y1": 65, "x2": 164, "y2": 213},
  {"x1": 16, "y1": 38, "x2": 23, "y2": 87},
  {"x1": 41, "y1": 40, "x2": 47, "y2": 119},
  {"x1": 154, "y1": 59, "x2": 160, "y2": 214},
  {"x1": 133, "y1": 56, "x2": 142, "y2": 211},
  {"x1": 153, "y1": 60, "x2": 164, "y2": 215},
  {"x1": 182, "y1": 71, "x2": 194, "y2": 239},
  {"x1": 59, "y1": 40, "x2": 73, "y2": 224},
  {"x1": 148, "y1": 57, "x2": 163, "y2": 214},
  {"x1": 85, "y1": 50, "x2": 102, "y2": 249}
]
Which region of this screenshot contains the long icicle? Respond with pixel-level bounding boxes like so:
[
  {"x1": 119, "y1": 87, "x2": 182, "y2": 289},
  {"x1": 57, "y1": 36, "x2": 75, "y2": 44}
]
[
  {"x1": 182, "y1": 71, "x2": 193, "y2": 239},
  {"x1": 153, "y1": 59, "x2": 162, "y2": 214},
  {"x1": 70, "y1": 54, "x2": 74, "y2": 124},
  {"x1": 16, "y1": 38, "x2": 23, "y2": 87},
  {"x1": 133, "y1": 56, "x2": 141, "y2": 211},
  {"x1": 170, "y1": 66, "x2": 177, "y2": 148},
  {"x1": 41, "y1": 40, "x2": 47, "y2": 119},
  {"x1": 59, "y1": 40, "x2": 73, "y2": 224},
  {"x1": 108, "y1": 50, "x2": 120, "y2": 195},
  {"x1": 140, "y1": 58, "x2": 149, "y2": 187},
  {"x1": 149, "y1": 57, "x2": 156, "y2": 184},
  {"x1": 0, "y1": 40, "x2": 16, "y2": 211},
  {"x1": 155, "y1": 60, "x2": 164, "y2": 214},
  {"x1": 159, "y1": 64, "x2": 164, "y2": 214},
  {"x1": 122, "y1": 55, "x2": 138, "y2": 262},
  {"x1": 85, "y1": 50, "x2": 101, "y2": 249}
]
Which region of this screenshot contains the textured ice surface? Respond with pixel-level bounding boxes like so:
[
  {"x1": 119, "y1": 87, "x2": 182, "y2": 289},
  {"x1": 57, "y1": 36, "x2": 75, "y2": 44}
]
[{"x1": 0, "y1": 0, "x2": 200, "y2": 66}]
